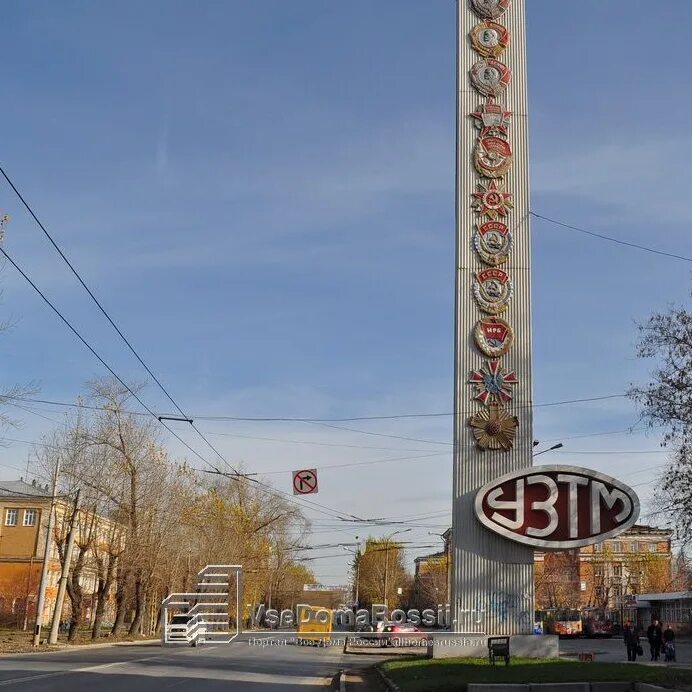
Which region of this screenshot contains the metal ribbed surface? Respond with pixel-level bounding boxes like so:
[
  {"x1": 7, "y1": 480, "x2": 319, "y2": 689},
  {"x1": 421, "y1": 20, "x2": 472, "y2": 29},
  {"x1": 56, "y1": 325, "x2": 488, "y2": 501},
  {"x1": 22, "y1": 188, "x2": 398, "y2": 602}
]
[{"x1": 451, "y1": 0, "x2": 534, "y2": 636}]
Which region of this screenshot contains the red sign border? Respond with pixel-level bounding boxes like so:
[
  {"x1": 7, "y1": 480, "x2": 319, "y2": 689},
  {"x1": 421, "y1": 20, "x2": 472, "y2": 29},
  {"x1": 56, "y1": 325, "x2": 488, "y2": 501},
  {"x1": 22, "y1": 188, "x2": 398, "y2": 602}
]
[
  {"x1": 293, "y1": 468, "x2": 318, "y2": 495},
  {"x1": 473, "y1": 464, "x2": 640, "y2": 550}
]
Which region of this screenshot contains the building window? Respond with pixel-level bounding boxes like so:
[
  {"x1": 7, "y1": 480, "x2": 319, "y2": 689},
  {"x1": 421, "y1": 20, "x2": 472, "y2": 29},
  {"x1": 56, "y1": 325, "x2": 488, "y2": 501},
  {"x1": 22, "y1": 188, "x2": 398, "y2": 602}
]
[
  {"x1": 5, "y1": 509, "x2": 17, "y2": 526},
  {"x1": 23, "y1": 509, "x2": 37, "y2": 527},
  {"x1": 613, "y1": 563, "x2": 623, "y2": 578},
  {"x1": 630, "y1": 542, "x2": 637, "y2": 553},
  {"x1": 611, "y1": 542, "x2": 621, "y2": 553},
  {"x1": 649, "y1": 544, "x2": 657, "y2": 553},
  {"x1": 593, "y1": 543, "x2": 603, "y2": 553}
]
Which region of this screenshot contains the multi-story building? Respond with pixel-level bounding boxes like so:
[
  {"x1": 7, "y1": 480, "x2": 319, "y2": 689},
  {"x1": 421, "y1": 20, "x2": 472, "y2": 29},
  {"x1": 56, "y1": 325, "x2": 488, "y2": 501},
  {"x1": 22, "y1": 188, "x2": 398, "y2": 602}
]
[
  {"x1": 413, "y1": 529, "x2": 451, "y2": 609},
  {"x1": 0, "y1": 479, "x2": 123, "y2": 629},
  {"x1": 414, "y1": 525, "x2": 672, "y2": 615},
  {"x1": 535, "y1": 525, "x2": 672, "y2": 611}
]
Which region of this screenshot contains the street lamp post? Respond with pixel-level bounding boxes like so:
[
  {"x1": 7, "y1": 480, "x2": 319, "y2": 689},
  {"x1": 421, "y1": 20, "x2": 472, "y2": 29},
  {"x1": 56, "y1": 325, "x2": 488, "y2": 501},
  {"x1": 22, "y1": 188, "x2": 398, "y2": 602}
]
[
  {"x1": 382, "y1": 529, "x2": 411, "y2": 608},
  {"x1": 533, "y1": 442, "x2": 564, "y2": 457}
]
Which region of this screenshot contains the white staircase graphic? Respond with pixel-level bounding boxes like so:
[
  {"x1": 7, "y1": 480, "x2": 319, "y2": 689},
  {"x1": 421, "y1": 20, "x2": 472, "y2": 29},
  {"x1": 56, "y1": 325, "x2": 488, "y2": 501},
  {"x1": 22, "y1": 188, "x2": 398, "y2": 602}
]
[{"x1": 162, "y1": 565, "x2": 243, "y2": 645}]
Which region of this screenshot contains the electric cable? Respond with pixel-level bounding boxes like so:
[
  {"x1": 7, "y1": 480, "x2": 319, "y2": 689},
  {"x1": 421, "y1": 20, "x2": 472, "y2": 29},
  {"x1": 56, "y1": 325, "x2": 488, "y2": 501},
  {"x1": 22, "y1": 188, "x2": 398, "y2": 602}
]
[
  {"x1": 531, "y1": 211, "x2": 692, "y2": 263},
  {"x1": 0, "y1": 245, "x2": 234, "y2": 475},
  {"x1": 0, "y1": 391, "x2": 630, "y2": 426},
  {"x1": 0, "y1": 165, "x2": 240, "y2": 476}
]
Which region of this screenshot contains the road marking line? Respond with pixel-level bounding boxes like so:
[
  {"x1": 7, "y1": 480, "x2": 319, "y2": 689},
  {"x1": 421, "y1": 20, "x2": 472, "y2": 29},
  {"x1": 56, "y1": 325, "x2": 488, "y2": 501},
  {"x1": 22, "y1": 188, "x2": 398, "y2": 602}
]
[
  {"x1": 0, "y1": 671, "x2": 70, "y2": 687},
  {"x1": 0, "y1": 647, "x2": 209, "y2": 686}
]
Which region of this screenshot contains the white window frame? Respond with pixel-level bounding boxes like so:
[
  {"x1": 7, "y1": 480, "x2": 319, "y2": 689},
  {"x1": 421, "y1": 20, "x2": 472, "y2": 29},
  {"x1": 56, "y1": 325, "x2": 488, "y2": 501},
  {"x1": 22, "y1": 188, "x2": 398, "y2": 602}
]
[
  {"x1": 5, "y1": 509, "x2": 17, "y2": 526},
  {"x1": 23, "y1": 509, "x2": 37, "y2": 527},
  {"x1": 649, "y1": 543, "x2": 657, "y2": 553}
]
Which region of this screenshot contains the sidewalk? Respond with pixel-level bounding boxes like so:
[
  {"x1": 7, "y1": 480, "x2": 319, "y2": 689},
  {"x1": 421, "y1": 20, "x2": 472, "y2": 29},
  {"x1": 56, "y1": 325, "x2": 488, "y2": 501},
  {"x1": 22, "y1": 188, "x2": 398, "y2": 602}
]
[
  {"x1": 342, "y1": 667, "x2": 382, "y2": 692},
  {"x1": 0, "y1": 634, "x2": 158, "y2": 657}
]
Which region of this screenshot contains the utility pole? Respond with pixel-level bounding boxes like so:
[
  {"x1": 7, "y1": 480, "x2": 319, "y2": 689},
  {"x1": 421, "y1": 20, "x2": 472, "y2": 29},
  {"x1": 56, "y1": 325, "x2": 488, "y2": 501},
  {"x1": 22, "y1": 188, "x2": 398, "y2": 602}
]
[
  {"x1": 383, "y1": 548, "x2": 389, "y2": 607},
  {"x1": 354, "y1": 553, "x2": 360, "y2": 607},
  {"x1": 48, "y1": 489, "x2": 81, "y2": 644},
  {"x1": 382, "y1": 529, "x2": 411, "y2": 608},
  {"x1": 33, "y1": 459, "x2": 60, "y2": 646},
  {"x1": 343, "y1": 540, "x2": 361, "y2": 608}
]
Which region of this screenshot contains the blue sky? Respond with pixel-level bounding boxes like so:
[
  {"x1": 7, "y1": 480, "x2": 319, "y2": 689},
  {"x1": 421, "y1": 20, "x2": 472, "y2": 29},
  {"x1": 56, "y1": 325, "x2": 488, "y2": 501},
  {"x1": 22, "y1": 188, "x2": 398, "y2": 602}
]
[{"x1": 1, "y1": 1, "x2": 690, "y2": 581}]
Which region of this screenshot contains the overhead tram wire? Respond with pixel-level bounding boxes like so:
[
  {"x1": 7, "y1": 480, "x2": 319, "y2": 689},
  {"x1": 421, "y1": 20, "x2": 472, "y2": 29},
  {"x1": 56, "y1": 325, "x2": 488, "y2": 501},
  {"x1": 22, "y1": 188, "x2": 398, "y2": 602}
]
[
  {"x1": 199, "y1": 466, "x2": 367, "y2": 523},
  {"x1": 0, "y1": 392, "x2": 629, "y2": 425},
  {"x1": 188, "y1": 393, "x2": 629, "y2": 422},
  {"x1": 300, "y1": 420, "x2": 452, "y2": 446},
  {"x1": 0, "y1": 233, "x2": 443, "y2": 528},
  {"x1": 0, "y1": 165, "x2": 236, "y2": 475},
  {"x1": 530, "y1": 211, "x2": 692, "y2": 263},
  {"x1": 0, "y1": 245, "x2": 240, "y2": 476}
]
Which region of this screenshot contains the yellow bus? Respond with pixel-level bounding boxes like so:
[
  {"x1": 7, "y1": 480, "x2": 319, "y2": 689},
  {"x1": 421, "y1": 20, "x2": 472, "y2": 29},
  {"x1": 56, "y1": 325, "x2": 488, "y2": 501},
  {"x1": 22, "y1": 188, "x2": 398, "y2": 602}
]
[{"x1": 296, "y1": 605, "x2": 333, "y2": 646}]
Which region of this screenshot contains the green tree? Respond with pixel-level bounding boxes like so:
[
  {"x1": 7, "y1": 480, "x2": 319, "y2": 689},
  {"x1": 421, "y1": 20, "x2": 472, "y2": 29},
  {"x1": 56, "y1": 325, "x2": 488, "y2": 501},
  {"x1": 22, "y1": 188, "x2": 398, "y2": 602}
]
[{"x1": 353, "y1": 538, "x2": 408, "y2": 610}]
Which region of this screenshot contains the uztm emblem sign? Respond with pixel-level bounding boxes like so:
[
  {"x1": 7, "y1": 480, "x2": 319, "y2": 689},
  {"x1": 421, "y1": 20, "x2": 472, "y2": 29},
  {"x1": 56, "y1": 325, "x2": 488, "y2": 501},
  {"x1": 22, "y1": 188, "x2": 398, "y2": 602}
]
[
  {"x1": 474, "y1": 465, "x2": 640, "y2": 550},
  {"x1": 292, "y1": 469, "x2": 318, "y2": 496}
]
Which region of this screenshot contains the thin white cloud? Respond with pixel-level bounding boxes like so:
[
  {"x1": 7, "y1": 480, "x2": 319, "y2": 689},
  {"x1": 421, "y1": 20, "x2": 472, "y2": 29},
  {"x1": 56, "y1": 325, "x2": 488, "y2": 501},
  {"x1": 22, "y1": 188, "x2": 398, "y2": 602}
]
[{"x1": 533, "y1": 132, "x2": 692, "y2": 228}]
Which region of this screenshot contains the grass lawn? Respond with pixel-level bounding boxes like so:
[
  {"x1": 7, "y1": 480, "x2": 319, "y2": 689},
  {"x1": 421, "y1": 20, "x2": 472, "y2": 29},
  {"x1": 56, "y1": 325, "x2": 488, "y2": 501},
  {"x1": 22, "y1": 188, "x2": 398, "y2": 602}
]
[{"x1": 381, "y1": 657, "x2": 692, "y2": 692}]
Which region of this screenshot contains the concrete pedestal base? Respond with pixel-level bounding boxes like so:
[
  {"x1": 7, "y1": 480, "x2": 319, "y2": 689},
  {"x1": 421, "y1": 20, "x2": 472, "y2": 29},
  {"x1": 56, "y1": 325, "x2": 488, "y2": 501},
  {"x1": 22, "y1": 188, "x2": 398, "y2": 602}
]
[{"x1": 431, "y1": 634, "x2": 558, "y2": 659}]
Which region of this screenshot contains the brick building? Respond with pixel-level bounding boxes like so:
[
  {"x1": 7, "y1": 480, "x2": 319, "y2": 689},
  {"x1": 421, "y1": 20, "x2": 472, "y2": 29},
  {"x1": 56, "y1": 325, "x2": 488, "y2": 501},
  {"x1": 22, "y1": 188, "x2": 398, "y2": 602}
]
[
  {"x1": 0, "y1": 479, "x2": 123, "y2": 629},
  {"x1": 413, "y1": 529, "x2": 451, "y2": 609},
  {"x1": 414, "y1": 525, "x2": 672, "y2": 615},
  {"x1": 534, "y1": 525, "x2": 672, "y2": 611}
]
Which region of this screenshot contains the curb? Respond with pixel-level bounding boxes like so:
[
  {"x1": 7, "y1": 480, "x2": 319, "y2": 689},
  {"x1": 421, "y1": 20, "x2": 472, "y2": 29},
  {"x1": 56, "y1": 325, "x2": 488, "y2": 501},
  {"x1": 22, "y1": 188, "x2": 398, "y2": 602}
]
[
  {"x1": 373, "y1": 664, "x2": 401, "y2": 692},
  {"x1": 44, "y1": 638, "x2": 159, "y2": 653},
  {"x1": 0, "y1": 638, "x2": 159, "y2": 657}
]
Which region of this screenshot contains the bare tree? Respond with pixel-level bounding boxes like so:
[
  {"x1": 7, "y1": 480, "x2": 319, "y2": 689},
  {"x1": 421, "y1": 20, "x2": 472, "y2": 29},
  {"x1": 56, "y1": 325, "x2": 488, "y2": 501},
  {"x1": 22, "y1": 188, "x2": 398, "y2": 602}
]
[
  {"x1": 30, "y1": 376, "x2": 315, "y2": 639},
  {"x1": 535, "y1": 551, "x2": 581, "y2": 610},
  {"x1": 629, "y1": 300, "x2": 692, "y2": 543}
]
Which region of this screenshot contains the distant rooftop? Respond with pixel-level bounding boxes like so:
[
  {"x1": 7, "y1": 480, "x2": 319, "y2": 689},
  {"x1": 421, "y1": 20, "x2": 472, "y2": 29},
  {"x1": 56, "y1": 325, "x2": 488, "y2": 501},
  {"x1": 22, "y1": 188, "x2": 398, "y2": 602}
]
[
  {"x1": 0, "y1": 479, "x2": 52, "y2": 498},
  {"x1": 626, "y1": 524, "x2": 673, "y2": 536},
  {"x1": 414, "y1": 551, "x2": 446, "y2": 563}
]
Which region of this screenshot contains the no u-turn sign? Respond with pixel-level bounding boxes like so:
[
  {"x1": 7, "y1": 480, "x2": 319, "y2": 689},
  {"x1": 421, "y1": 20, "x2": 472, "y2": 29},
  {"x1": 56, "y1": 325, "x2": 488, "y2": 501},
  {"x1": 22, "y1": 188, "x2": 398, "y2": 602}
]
[{"x1": 292, "y1": 469, "x2": 318, "y2": 495}]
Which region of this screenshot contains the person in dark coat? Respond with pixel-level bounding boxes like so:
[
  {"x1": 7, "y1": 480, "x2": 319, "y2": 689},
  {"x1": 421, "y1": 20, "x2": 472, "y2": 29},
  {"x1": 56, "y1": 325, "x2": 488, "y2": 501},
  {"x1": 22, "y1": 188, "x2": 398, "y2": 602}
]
[
  {"x1": 663, "y1": 624, "x2": 676, "y2": 662},
  {"x1": 646, "y1": 619, "x2": 663, "y2": 661},
  {"x1": 623, "y1": 620, "x2": 640, "y2": 662}
]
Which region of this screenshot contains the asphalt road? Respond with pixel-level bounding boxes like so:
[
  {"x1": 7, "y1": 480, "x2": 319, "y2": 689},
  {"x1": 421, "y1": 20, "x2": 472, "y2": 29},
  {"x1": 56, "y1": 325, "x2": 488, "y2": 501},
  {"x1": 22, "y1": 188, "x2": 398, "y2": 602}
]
[{"x1": 0, "y1": 635, "x2": 374, "y2": 691}]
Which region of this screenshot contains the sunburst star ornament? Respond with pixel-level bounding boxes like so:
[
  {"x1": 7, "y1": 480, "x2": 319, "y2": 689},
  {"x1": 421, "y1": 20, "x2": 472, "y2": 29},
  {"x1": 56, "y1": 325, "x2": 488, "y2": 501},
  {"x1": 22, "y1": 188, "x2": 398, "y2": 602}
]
[
  {"x1": 469, "y1": 405, "x2": 519, "y2": 451},
  {"x1": 472, "y1": 180, "x2": 513, "y2": 220},
  {"x1": 469, "y1": 360, "x2": 518, "y2": 405}
]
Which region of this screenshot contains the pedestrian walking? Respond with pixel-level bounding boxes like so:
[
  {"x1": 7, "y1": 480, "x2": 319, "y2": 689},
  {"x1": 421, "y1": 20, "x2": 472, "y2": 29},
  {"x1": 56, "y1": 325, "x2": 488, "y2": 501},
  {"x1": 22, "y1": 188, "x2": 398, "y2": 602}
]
[
  {"x1": 662, "y1": 623, "x2": 676, "y2": 662},
  {"x1": 624, "y1": 620, "x2": 640, "y2": 662},
  {"x1": 646, "y1": 619, "x2": 663, "y2": 661}
]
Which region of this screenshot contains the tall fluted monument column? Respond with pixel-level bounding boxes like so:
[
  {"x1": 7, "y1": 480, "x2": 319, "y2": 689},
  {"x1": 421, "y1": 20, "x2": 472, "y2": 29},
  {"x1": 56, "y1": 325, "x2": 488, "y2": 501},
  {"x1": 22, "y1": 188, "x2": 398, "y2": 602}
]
[{"x1": 451, "y1": 0, "x2": 534, "y2": 636}]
